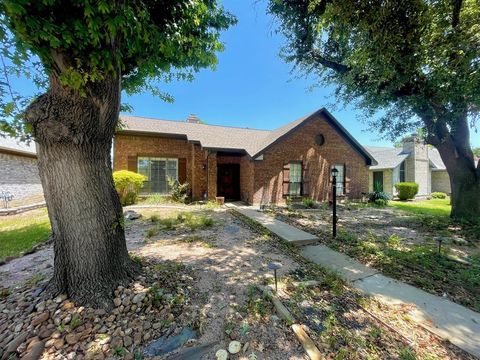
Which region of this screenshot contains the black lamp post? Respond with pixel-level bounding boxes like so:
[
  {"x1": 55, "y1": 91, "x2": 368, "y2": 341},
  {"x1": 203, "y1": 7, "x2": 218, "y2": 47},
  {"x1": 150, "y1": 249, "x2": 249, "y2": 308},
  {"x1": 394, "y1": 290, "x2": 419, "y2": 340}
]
[{"x1": 331, "y1": 167, "x2": 338, "y2": 238}]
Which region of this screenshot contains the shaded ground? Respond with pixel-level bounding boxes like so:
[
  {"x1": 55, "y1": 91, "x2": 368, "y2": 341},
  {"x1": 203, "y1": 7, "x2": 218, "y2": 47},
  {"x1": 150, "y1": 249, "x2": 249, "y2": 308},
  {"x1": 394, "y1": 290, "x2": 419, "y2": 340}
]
[
  {"x1": 0, "y1": 206, "x2": 475, "y2": 359},
  {"x1": 268, "y1": 203, "x2": 480, "y2": 312}
]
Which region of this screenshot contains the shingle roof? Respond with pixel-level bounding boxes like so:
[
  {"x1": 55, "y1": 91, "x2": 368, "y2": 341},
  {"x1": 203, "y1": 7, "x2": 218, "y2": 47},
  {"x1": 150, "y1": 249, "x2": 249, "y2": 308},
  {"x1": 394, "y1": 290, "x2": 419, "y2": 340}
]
[
  {"x1": 0, "y1": 134, "x2": 36, "y2": 156},
  {"x1": 365, "y1": 146, "x2": 409, "y2": 170},
  {"x1": 366, "y1": 145, "x2": 448, "y2": 170},
  {"x1": 119, "y1": 108, "x2": 376, "y2": 165},
  {"x1": 120, "y1": 115, "x2": 270, "y2": 155},
  {"x1": 429, "y1": 148, "x2": 446, "y2": 170}
]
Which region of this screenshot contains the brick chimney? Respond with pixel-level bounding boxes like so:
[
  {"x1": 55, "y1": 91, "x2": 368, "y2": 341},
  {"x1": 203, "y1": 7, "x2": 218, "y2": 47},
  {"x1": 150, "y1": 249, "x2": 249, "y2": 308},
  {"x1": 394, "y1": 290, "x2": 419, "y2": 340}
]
[{"x1": 186, "y1": 114, "x2": 201, "y2": 124}]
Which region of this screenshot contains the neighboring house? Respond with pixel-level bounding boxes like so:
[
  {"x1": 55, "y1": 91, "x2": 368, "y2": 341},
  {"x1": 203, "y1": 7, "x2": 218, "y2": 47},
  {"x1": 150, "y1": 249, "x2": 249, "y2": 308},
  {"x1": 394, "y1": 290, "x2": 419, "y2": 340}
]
[
  {"x1": 113, "y1": 108, "x2": 376, "y2": 205},
  {"x1": 366, "y1": 136, "x2": 451, "y2": 197},
  {"x1": 0, "y1": 135, "x2": 42, "y2": 199}
]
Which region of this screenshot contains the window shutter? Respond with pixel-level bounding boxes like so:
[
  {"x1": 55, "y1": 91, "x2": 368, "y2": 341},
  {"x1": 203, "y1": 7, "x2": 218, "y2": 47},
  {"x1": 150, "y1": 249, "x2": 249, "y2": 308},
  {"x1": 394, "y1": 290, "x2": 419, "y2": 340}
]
[
  {"x1": 302, "y1": 165, "x2": 309, "y2": 196},
  {"x1": 178, "y1": 158, "x2": 187, "y2": 184},
  {"x1": 282, "y1": 163, "x2": 290, "y2": 196},
  {"x1": 127, "y1": 156, "x2": 137, "y2": 172},
  {"x1": 343, "y1": 163, "x2": 348, "y2": 195}
]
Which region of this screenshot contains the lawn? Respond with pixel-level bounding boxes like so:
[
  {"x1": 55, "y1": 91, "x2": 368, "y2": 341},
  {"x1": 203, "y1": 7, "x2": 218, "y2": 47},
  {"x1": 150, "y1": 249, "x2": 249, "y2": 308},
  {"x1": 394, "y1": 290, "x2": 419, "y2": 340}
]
[
  {"x1": 0, "y1": 208, "x2": 51, "y2": 260},
  {"x1": 389, "y1": 198, "x2": 451, "y2": 217}
]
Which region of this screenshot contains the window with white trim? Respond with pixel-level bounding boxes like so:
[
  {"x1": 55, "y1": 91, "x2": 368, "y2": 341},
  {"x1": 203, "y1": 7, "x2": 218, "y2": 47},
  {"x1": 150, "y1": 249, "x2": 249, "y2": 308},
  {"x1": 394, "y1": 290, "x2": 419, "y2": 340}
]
[
  {"x1": 137, "y1": 157, "x2": 178, "y2": 194},
  {"x1": 332, "y1": 164, "x2": 346, "y2": 195}
]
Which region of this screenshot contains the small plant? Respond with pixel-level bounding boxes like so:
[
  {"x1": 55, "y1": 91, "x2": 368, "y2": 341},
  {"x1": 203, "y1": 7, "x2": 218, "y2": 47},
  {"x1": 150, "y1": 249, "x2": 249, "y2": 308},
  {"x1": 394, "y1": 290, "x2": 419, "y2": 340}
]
[
  {"x1": 57, "y1": 324, "x2": 65, "y2": 333},
  {"x1": 25, "y1": 274, "x2": 45, "y2": 287},
  {"x1": 134, "y1": 351, "x2": 143, "y2": 360},
  {"x1": 0, "y1": 288, "x2": 11, "y2": 298},
  {"x1": 113, "y1": 347, "x2": 126, "y2": 356},
  {"x1": 113, "y1": 170, "x2": 146, "y2": 205},
  {"x1": 146, "y1": 226, "x2": 159, "y2": 238},
  {"x1": 398, "y1": 347, "x2": 416, "y2": 360},
  {"x1": 150, "y1": 214, "x2": 160, "y2": 223},
  {"x1": 167, "y1": 176, "x2": 190, "y2": 203},
  {"x1": 374, "y1": 198, "x2": 388, "y2": 207},
  {"x1": 367, "y1": 183, "x2": 390, "y2": 204},
  {"x1": 431, "y1": 192, "x2": 447, "y2": 199},
  {"x1": 394, "y1": 182, "x2": 419, "y2": 200},
  {"x1": 302, "y1": 197, "x2": 316, "y2": 208},
  {"x1": 70, "y1": 315, "x2": 82, "y2": 330}
]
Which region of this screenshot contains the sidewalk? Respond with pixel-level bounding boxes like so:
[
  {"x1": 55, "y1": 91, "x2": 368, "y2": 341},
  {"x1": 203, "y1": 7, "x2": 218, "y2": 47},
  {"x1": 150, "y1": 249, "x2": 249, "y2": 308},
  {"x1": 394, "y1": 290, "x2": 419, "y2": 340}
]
[
  {"x1": 228, "y1": 205, "x2": 318, "y2": 245},
  {"x1": 231, "y1": 205, "x2": 480, "y2": 359}
]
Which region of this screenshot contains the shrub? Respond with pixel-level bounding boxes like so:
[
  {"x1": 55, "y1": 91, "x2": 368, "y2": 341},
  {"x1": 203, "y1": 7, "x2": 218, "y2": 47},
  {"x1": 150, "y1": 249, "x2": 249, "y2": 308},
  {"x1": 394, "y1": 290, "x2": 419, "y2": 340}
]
[
  {"x1": 431, "y1": 192, "x2": 447, "y2": 199},
  {"x1": 167, "y1": 177, "x2": 190, "y2": 203},
  {"x1": 367, "y1": 185, "x2": 390, "y2": 204},
  {"x1": 394, "y1": 182, "x2": 419, "y2": 200},
  {"x1": 113, "y1": 170, "x2": 146, "y2": 206},
  {"x1": 374, "y1": 198, "x2": 388, "y2": 207},
  {"x1": 302, "y1": 197, "x2": 316, "y2": 208}
]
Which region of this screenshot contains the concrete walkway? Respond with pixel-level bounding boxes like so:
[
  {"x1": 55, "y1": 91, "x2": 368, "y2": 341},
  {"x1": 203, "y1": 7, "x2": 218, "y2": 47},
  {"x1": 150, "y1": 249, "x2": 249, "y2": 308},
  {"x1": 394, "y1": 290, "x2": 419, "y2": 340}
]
[
  {"x1": 231, "y1": 205, "x2": 480, "y2": 358},
  {"x1": 229, "y1": 205, "x2": 318, "y2": 245},
  {"x1": 302, "y1": 245, "x2": 480, "y2": 358}
]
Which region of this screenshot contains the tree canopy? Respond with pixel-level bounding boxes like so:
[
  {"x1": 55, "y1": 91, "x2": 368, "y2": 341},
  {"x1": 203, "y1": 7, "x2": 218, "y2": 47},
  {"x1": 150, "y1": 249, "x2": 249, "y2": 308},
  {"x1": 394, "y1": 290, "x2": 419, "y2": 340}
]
[
  {"x1": 267, "y1": 0, "x2": 479, "y2": 143},
  {"x1": 0, "y1": 0, "x2": 236, "y2": 135}
]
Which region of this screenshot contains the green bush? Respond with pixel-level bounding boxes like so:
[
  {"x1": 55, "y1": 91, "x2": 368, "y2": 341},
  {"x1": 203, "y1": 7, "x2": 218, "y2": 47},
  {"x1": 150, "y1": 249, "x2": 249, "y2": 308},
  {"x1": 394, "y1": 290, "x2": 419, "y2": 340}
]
[
  {"x1": 302, "y1": 197, "x2": 316, "y2": 208},
  {"x1": 113, "y1": 170, "x2": 146, "y2": 205},
  {"x1": 367, "y1": 186, "x2": 390, "y2": 204},
  {"x1": 431, "y1": 192, "x2": 447, "y2": 199},
  {"x1": 167, "y1": 176, "x2": 190, "y2": 203},
  {"x1": 394, "y1": 182, "x2": 419, "y2": 200},
  {"x1": 374, "y1": 198, "x2": 388, "y2": 207}
]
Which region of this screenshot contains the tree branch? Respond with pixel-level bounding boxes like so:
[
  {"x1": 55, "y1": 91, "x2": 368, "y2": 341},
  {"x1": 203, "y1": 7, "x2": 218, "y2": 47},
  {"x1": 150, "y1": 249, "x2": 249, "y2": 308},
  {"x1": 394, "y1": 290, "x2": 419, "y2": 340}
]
[
  {"x1": 309, "y1": 49, "x2": 349, "y2": 74},
  {"x1": 451, "y1": 0, "x2": 463, "y2": 27}
]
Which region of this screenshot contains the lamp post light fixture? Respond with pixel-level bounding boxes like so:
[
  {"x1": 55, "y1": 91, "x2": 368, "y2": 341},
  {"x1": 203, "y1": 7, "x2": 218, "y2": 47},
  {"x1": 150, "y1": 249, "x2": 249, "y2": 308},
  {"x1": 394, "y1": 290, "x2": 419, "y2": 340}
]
[
  {"x1": 268, "y1": 262, "x2": 282, "y2": 292},
  {"x1": 331, "y1": 167, "x2": 339, "y2": 238}
]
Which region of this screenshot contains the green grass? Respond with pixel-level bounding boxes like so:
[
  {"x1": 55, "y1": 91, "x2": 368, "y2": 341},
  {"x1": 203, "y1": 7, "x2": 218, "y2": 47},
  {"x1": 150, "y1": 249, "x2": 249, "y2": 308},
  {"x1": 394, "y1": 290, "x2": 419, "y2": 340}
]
[
  {"x1": 389, "y1": 198, "x2": 451, "y2": 217},
  {"x1": 0, "y1": 209, "x2": 51, "y2": 260},
  {"x1": 329, "y1": 229, "x2": 480, "y2": 312}
]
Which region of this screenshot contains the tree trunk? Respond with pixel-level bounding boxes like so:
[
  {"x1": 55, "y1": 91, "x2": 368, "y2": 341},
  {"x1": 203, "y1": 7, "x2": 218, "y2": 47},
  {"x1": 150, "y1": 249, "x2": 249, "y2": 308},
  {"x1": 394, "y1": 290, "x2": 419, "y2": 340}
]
[
  {"x1": 433, "y1": 126, "x2": 480, "y2": 220},
  {"x1": 25, "y1": 74, "x2": 139, "y2": 308}
]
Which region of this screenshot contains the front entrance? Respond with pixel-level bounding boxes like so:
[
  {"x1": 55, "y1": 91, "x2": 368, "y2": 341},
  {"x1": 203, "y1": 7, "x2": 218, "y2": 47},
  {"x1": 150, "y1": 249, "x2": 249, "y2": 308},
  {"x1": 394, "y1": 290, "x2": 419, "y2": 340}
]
[
  {"x1": 373, "y1": 171, "x2": 384, "y2": 192},
  {"x1": 217, "y1": 164, "x2": 240, "y2": 200}
]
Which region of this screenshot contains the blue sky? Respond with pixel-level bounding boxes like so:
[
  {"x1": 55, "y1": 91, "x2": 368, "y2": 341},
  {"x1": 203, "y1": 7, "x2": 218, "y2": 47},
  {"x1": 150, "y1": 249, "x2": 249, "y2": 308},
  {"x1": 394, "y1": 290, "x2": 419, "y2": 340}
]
[
  {"x1": 124, "y1": 0, "x2": 400, "y2": 147},
  {"x1": 124, "y1": 1, "x2": 479, "y2": 148}
]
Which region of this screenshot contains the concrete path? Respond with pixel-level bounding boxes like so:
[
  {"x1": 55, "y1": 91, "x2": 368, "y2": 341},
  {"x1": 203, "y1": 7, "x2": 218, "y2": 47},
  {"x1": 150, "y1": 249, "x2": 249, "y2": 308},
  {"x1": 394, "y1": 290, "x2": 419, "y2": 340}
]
[
  {"x1": 228, "y1": 204, "x2": 318, "y2": 245},
  {"x1": 303, "y1": 244, "x2": 480, "y2": 358},
  {"x1": 229, "y1": 205, "x2": 480, "y2": 358}
]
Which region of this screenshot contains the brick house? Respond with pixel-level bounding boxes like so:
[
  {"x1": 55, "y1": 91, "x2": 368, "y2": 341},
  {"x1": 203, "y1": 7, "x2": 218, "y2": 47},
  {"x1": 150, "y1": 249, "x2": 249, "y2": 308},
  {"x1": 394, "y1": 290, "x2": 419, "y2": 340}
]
[
  {"x1": 113, "y1": 108, "x2": 376, "y2": 205},
  {"x1": 366, "y1": 136, "x2": 452, "y2": 197},
  {"x1": 0, "y1": 135, "x2": 43, "y2": 200}
]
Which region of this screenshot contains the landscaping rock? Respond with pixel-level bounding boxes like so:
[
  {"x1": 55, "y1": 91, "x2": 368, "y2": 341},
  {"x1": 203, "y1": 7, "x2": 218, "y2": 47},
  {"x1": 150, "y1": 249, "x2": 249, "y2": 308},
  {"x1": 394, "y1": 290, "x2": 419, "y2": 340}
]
[
  {"x1": 216, "y1": 349, "x2": 228, "y2": 360},
  {"x1": 3, "y1": 331, "x2": 28, "y2": 357},
  {"x1": 228, "y1": 341, "x2": 241, "y2": 354},
  {"x1": 31, "y1": 312, "x2": 49, "y2": 326},
  {"x1": 22, "y1": 340, "x2": 45, "y2": 360}
]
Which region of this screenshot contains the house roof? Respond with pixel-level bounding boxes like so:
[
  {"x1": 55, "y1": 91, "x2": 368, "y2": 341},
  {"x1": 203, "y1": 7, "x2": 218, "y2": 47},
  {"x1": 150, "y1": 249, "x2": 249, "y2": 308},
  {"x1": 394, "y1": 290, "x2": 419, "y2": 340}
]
[
  {"x1": 0, "y1": 134, "x2": 37, "y2": 157},
  {"x1": 365, "y1": 146, "x2": 409, "y2": 170},
  {"x1": 429, "y1": 148, "x2": 447, "y2": 170},
  {"x1": 119, "y1": 108, "x2": 376, "y2": 165},
  {"x1": 366, "y1": 145, "x2": 448, "y2": 171}
]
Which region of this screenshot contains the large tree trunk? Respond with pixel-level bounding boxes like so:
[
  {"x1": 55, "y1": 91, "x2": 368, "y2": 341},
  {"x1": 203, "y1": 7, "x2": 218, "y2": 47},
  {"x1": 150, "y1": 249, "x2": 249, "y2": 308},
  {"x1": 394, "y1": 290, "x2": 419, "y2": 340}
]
[
  {"x1": 431, "y1": 117, "x2": 480, "y2": 220},
  {"x1": 24, "y1": 74, "x2": 139, "y2": 308}
]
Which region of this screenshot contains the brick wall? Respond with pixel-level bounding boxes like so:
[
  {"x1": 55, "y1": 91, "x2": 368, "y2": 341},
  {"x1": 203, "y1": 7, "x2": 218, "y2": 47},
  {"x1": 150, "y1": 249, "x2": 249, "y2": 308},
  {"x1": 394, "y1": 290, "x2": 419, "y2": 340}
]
[
  {"x1": 251, "y1": 115, "x2": 369, "y2": 205},
  {"x1": 114, "y1": 134, "x2": 209, "y2": 199},
  {"x1": 0, "y1": 152, "x2": 43, "y2": 199}
]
